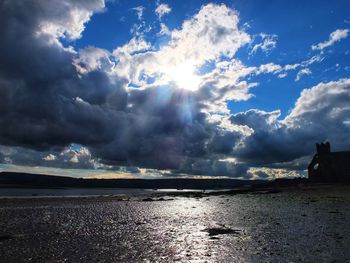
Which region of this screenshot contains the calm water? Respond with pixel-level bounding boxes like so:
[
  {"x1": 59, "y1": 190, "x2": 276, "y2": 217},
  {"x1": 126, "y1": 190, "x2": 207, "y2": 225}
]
[
  {"x1": 0, "y1": 187, "x2": 349, "y2": 262},
  {"x1": 0, "y1": 188, "x2": 153, "y2": 197},
  {"x1": 0, "y1": 188, "x2": 205, "y2": 198}
]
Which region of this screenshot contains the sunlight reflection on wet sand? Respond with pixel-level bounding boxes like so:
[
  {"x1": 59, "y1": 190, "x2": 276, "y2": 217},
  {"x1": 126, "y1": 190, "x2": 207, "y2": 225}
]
[{"x1": 0, "y1": 187, "x2": 349, "y2": 262}]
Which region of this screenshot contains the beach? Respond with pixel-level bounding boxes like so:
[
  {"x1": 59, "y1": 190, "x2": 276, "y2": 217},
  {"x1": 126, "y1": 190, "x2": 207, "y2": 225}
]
[{"x1": 0, "y1": 185, "x2": 349, "y2": 262}]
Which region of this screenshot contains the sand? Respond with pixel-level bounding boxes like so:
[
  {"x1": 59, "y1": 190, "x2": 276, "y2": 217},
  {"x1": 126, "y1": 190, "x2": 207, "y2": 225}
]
[{"x1": 0, "y1": 184, "x2": 349, "y2": 262}]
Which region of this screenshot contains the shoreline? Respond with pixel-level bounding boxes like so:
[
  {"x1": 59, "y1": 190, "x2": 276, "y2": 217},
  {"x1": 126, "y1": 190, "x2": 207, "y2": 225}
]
[{"x1": 0, "y1": 183, "x2": 348, "y2": 200}]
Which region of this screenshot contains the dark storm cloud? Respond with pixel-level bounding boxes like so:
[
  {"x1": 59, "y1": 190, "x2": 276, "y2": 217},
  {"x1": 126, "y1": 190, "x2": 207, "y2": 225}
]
[
  {"x1": 230, "y1": 79, "x2": 350, "y2": 166},
  {"x1": 178, "y1": 158, "x2": 250, "y2": 178},
  {"x1": 230, "y1": 109, "x2": 303, "y2": 164},
  {"x1": 0, "y1": 0, "x2": 128, "y2": 150},
  {"x1": 0, "y1": 0, "x2": 184, "y2": 173},
  {"x1": 0, "y1": 145, "x2": 90, "y2": 169},
  {"x1": 91, "y1": 87, "x2": 215, "y2": 169}
]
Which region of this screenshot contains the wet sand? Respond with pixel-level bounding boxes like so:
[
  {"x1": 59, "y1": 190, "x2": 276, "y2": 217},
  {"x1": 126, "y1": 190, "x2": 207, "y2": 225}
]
[{"x1": 0, "y1": 185, "x2": 349, "y2": 262}]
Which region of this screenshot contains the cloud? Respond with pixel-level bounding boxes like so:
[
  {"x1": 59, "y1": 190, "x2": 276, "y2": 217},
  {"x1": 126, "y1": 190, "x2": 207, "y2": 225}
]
[
  {"x1": 1, "y1": 1, "x2": 349, "y2": 180},
  {"x1": 232, "y1": 78, "x2": 350, "y2": 167},
  {"x1": 123, "y1": 2, "x2": 251, "y2": 86},
  {"x1": 278, "y1": 55, "x2": 323, "y2": 75},
  {"x1": 312, "y1": 29, "x2": 349, "y2": 50},
  {"x1": 0, "y1": 144, "x2": 101, "y2": 170},
  {"x1": 295, "y1": 68, "x2": 312, "y2": 81},
  {"x1": 158, "y1": 23, "x2": 171, "y2": 35},
  {"x1": 113, "y1": 37, "x2": 151, "y2": 56},
  {"x1": 178, "y1": 158, "x2": 250, "y2": 179},
  {"x1": 169, "y1": 4, "x2": 250, "y2": 61},
  {"x1": 250, "y1": 33, "x2": 277, "y2": 55},
  {"x1": 131, "y1": 6, "x2": 145, "y2": 20},
  {"x1": 0, "y1": 162, "x2": 141, "y2": 178},
  {"x1": 43, "y1": 154, "x2": 56, "y2": 161},
  {"x1": 36, "y1": 0, "x2": 105, "y2": 41},
  {"x1": 113, "y1": 3, "x2": 253, "y2": 112},
  {"x1": 257, "y1": 63, "x2": 282, "y2": 74},
  {"x1": 73, "y1": 47, "x2": 115, "y2": 74},
  {"x1": 247, "y1": 167, "x2": 303, "y2": 180},
  {"x1": 0, "y1": 0, "x2": 126, "y2": 150},
  {"x1": 155, "y1": 3, "x2": 171, "y2": 19},
  {"x1": 278, "y1": 72, "x2": 287, "y2": 78}
]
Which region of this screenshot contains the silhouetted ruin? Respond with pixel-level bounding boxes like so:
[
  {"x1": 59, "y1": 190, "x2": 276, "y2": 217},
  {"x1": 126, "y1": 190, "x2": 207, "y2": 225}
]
[{"x1": 308, "y1": 142, "x2": 350, "y2": 182}]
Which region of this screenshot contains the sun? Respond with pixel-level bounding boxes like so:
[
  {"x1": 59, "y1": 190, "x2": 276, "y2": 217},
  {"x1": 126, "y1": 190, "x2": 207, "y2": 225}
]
[{"x1": 166, "y1": 63, "x2": 201, "y2": 91}]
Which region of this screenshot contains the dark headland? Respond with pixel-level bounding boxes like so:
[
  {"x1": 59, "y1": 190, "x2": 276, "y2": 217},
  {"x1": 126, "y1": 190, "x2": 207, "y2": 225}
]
[{"x1": 0, "y1": 171, "x2": 307, "y2": 191}]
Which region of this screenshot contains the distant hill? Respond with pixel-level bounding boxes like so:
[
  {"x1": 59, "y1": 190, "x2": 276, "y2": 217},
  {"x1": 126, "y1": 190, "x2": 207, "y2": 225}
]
[{"x1": 0, "y1": 171, "x2": 275, "y2": 189}]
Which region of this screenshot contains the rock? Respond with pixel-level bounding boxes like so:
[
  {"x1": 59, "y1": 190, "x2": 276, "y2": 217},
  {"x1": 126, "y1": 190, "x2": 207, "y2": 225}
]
[
  {"x1": 203, "y1": 227, "x2": 241, "y2": 237},
  {"x1": 141, "y1": 198, "x2": 154, "y2": 202}
]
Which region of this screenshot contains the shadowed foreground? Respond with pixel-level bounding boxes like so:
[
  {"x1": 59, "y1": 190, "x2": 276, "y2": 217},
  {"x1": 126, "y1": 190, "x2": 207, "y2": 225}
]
[{"x1": 0, "y1": 185, "x2": 349, "y2": 262}]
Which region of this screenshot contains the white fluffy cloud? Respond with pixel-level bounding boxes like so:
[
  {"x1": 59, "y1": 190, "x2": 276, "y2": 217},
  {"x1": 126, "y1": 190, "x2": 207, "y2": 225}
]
[
  {"x1": 155, "y1": 3, "x2": 171, "y2": 19},
  {"x1": 43, "y1": 154, "x2": 56, "y2": 161},
  {"x1": 113, "y1": 37, "x2": 151, "y2": 56},
  {"x1": 295, "y1": 68, "x2": 312, "y2": 81},
  {"x1": 248, "y1": 167, "x2": 302, "y2": 180},
  {"x1": 285, "y1": 78, "x2": 350, "y2": 126},
  {"x1": 169, "y1": 4, "x2": 250, "y2": 61},
  {"x1": 38, "y1": 0, "x2": 105, "y2": 41},
  {"x1": 112, "y1": 3, "x2": 253, "y2": 105},
  {"x1": 312, "y1": 29, "x2": 349, "y2": 50},
  {"x1": 74, "y1": 47, "x2": 115, "y2": 74}
]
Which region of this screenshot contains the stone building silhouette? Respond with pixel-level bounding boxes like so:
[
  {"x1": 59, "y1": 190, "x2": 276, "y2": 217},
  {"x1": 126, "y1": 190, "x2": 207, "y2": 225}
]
[{"x1": 308, "y1": 142, "x2": 350, "y2": 182}]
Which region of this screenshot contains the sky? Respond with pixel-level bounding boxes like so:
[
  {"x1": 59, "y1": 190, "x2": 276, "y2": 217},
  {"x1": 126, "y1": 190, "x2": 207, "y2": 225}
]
[{"x1": 0, "y1": 0, "x2": 350, "y2": 180}]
